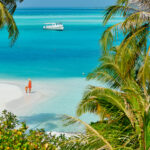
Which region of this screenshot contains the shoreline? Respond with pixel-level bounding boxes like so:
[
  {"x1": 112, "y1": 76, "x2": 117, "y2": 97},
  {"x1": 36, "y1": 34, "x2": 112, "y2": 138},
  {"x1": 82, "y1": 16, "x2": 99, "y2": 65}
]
[
  {"x1": 0, "y1": 83, "x2": 23, "y2": 111},
  {"x1": 0, "y1": 81, "x2": 82, "y2": 136},
  {"x1": 0, "y1": 79, "x2": 56, "y2": 116},
  {"x1": 0, "y1": 78, "x2": 99, "y2": 132}
]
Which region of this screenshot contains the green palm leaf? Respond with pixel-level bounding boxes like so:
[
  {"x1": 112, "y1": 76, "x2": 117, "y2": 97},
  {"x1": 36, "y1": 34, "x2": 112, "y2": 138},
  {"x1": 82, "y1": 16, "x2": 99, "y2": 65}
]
[
  {"x1": 63, "y1": 115, "x2": 113, "y2": 150},
  {"x1": 0, "y1": 2, "x2": 18, "y2": 45},
  {"x1": 1, "y1": 0, "x2": 24, "y2": 14}
]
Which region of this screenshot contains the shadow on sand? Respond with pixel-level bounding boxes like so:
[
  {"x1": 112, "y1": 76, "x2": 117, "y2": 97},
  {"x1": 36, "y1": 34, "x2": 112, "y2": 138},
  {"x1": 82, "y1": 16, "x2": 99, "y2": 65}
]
[{"x1": 19, "y1": 113, "x2": 62, "y2": 131}]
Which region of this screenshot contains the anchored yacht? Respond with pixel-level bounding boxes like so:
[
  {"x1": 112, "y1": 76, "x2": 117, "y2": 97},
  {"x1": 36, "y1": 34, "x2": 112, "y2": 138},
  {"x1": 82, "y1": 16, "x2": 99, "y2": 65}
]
[{"x1": 43, "y1": 23, "x2": 64, "y2": 31}]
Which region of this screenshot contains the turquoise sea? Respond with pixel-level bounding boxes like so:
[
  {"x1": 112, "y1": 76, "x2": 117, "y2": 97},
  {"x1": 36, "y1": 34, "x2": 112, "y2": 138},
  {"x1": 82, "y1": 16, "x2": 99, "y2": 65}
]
[
  {"x1": 0, "y1": 9, "x2": 123, "y2": 132},
  {"x1": 0, "y1": 8, "x2": 124, "y2": 78}
]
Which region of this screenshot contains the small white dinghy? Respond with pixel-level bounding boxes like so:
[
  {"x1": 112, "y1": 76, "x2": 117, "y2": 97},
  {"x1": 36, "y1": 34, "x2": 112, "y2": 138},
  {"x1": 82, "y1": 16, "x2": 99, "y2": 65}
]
[{"x1": 43, "y1": 23, "x2": 64, "y2": 31}]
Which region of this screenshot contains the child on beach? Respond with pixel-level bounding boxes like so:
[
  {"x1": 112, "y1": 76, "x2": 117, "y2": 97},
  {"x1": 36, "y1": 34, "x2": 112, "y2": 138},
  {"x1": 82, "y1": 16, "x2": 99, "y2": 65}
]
[
  {"x1": 25, "y1": 79, "x2": 32, "y2": 94},
  {"x1": 25, "y1": 86, "x2": 28, "y2": 93}
]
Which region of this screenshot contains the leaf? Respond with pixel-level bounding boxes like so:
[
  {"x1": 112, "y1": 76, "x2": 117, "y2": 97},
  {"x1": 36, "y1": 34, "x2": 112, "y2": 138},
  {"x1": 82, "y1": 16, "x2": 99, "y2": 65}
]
[{"x1": 63, "y1": 115, "x2": 113, "y2": 150}]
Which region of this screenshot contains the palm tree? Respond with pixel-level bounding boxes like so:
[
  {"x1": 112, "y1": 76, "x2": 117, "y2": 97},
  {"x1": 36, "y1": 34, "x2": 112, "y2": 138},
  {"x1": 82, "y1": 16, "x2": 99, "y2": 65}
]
[
  {"x1": 76, "y1": 43, "x2": 142, "y2": 120},
  {"x1": 77, "y1": 0, "x2": 150, "y2": 120},
  {"x1": 62, "y1": 0, "x2": 150, "y2": 149},
  {"x1": 101, "y1": 0, "x2": 150, "y2": 56},
  {"x1": 63, "y1": 48, "x2": 150, "y2": 150},
  {"x1": 0, "y1": 0, "x2": 23, "y2": 45}
]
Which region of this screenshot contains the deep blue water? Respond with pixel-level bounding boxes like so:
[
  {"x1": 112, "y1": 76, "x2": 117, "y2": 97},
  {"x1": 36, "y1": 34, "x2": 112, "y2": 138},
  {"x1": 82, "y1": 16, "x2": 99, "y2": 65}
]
[{"x1": 0, "y1": 9, "x2": 123, "y2": 78}]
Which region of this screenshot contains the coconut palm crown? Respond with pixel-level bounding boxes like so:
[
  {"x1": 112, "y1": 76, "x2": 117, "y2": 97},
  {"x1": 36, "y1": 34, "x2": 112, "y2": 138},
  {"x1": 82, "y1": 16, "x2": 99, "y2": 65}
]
[{"x1": 0, "y1": 0, "x2": 23, "y2": 45}]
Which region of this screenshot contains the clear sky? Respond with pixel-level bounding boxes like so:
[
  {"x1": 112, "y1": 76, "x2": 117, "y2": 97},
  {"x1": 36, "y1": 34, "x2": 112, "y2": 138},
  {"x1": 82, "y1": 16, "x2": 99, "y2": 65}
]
[{"x1": 18, "y1": 0, "x2": 116, "y2": 8}]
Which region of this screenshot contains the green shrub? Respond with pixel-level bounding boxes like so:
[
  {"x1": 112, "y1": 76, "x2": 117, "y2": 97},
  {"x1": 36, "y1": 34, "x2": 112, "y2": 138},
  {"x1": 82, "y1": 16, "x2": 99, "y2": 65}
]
[
  {"x1": 0, "y1": 110, "x2": 56, "y2": 150},
  {"x1": 0, "y1": 110, "x2": 85, "y2": 150}
]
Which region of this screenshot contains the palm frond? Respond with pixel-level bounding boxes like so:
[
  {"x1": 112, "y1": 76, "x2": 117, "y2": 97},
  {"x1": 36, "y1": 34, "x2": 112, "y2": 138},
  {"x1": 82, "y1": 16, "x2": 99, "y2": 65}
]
[
  {"x1": 76, "y1": 97, "x2": 102, "y2": 117},
  {"x1": 117, "y1": 24, "x2": 149, "y2": 58},
  {"x1": 0, "y1": 2, "x2": 18, "y2": 45},
  {"x1": 87, "y1": 54, "x2": 124, "y2": 88},
  {"x1": 103, "y1": 5, "x2": 128, "y2": 25},
  {"x1": 0, "y1": 0, "x2": 24, "y2": 14},
  {"x1": 100, "y1": 23, "x2": 122, "y2": 53},
  {"x1": 83, "y1": 85, "x2": 138, "y2": 127},
  {"x1": 63, "y1": 115, "x2": 113, "y2": 150},
  {"x1": 137, "y1": 46, "x2": 150, "y2": 99},
  {"x1": 122, "y1": 11, "x2": 150, "y2": 33}
]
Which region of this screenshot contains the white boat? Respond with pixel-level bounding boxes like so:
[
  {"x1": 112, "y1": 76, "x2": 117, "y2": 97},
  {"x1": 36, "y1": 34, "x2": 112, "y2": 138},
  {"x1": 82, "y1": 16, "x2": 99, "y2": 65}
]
[{"x1": 43, "y1": 23, "x2": 64, "y2": 31}]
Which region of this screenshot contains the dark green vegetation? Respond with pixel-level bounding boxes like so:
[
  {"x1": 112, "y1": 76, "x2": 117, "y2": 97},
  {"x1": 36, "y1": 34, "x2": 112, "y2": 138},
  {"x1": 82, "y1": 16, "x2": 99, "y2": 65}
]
[{"x1": 0, "y1": 0, "x2": 23, "y2": 45}]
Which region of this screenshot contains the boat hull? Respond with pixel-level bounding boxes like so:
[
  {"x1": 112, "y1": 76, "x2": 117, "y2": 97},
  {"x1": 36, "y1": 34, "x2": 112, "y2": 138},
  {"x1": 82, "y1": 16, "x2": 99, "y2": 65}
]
[{"x1": 43, "y1": 26, "x2": 64, "y2": 31}]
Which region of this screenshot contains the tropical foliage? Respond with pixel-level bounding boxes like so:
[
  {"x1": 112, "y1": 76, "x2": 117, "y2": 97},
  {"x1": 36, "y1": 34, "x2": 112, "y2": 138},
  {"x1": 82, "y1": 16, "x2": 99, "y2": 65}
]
[
  {"x1": 0, "y1": 0, "x2": 23, "y2": 45},
  {"x1": 63, "y1": 0, "x2": 150, "y2": 149},
  {"x1": 0, "y1": 110, "x2": 88, "y2": 150},
  {"x1": 0, "y1": 110, "x2": 57, "y2": 149}
]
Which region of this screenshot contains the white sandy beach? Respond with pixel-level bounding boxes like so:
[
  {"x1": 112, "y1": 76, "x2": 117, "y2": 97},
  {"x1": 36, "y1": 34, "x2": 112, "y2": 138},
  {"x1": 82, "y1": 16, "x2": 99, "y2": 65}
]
[
  {"x1": 0, "y1": 79, "x2": 57, "y2": 116},
  {"x1": 0, "y1": 78, "x2": 99, "y2": 132},
  {"x1": 0, "y1": 81, "x2": 80, "y2": 136},
  {"x1": 0, "y1": 83, "x2": 22, "y2": 110}
]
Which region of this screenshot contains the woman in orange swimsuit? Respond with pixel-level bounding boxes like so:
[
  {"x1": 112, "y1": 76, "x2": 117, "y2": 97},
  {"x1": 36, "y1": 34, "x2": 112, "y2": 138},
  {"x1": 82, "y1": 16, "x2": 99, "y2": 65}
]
[{"x1": 28, "y1": 79, "x2": 32, "y2": 93}]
